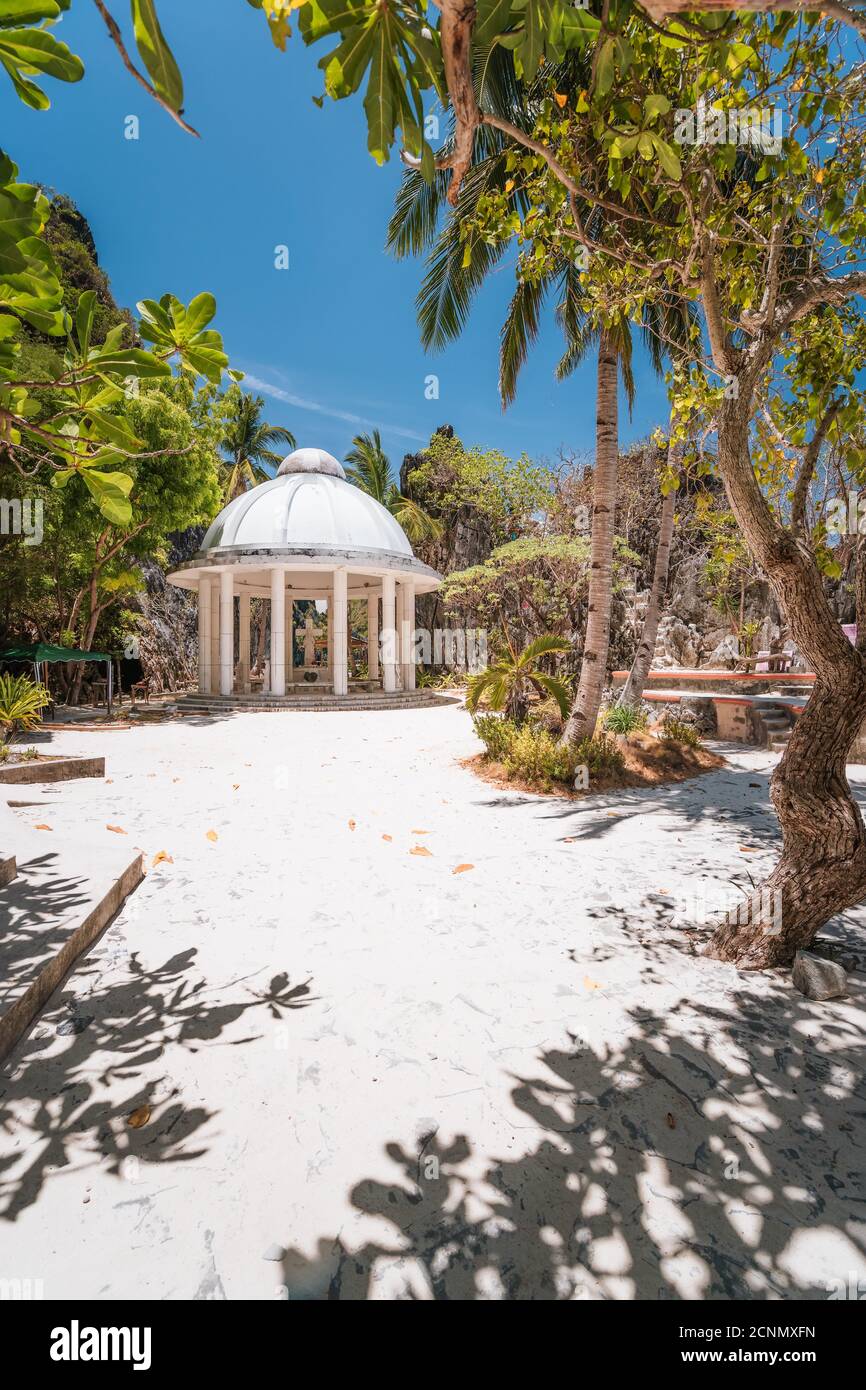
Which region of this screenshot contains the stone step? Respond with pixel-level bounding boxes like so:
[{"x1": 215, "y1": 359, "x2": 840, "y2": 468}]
[{"x1": 172, "y1": 691, "x2": 458, "y2": 714}]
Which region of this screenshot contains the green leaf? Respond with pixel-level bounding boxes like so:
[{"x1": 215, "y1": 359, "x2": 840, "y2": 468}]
[
  {"x1": 86, "y1": 409, "x2": 143, "y2": 451},
  {"x1": 182, "y1": 291, "x2": 216, "y2": 337},
  {"x1": 0, "y1": 27, "x2": 84, "y2": 81},
  {"x1": 654, "y1": 136, "x2": 682, "y2": 181},
  {"x1": 0, "y1": 2, "x2": 61, "y2": 26},
  {"x1": 595, "y1": 38, "x2": 614, "y2": 99},
  {"x1": 177, "y1": 343, "x2": 228, "y2": 382},
  {"x1": 130, "y1": 0, "x2": 183, "y2": 111},
  {"x1": 88, "y1": 347, "x2": 172, "y2": 378},
  {"x1": 643, "y1": 93, "x2": 671, "y2": 122},
  {"x1": 80, "y1": 468, "x2": 134, "y2": 527},
  {"x1": 75, "y1": 288, "x2": 96, "y2": 357}
]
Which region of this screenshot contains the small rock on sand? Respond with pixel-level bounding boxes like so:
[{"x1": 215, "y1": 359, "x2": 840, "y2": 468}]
[{"x1": 792, "y1": 950, "x2": 847, "y2": 1001}]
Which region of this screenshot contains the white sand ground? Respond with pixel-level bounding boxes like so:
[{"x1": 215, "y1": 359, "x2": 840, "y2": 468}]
[{"x1": 1, "y1": 706, "x2": 865, "y2": 1301}]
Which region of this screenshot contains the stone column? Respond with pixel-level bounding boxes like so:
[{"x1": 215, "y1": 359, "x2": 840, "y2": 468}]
[
  {"x1": 332, "y1": 567, "x2": 348, "y2": 697},
  {"x1": 270, "y1": 568, "x2": 286, "y2": 697},
  {"x1": 402, "y1": 580, "x2": 416, "y2": 690},
  {"x1": 382, "y1": 573, "x2": 397, "y2": 693},
  {"x1": 367, "y1": 592, "x2": 379, "y2": 684},
  {"x1": 286, "y1": 599, "x2": 294, "y2": 687},
  {"x1": 219, "y1": 569, "x2": 234, "y2": 697},
  {"x1": 198, "y1": 577, "x2": 210, "y2": 694},
  {"x1": 210, "y1": 584, "x2": 220, "y2": 694},
  {"x1": 238, "y1": 589, "x2": 251, "y2": 694}
]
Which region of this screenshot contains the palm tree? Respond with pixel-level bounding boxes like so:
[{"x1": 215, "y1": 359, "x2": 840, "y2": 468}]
[
  {"x1": 388, "y1": 52, "x2": 692, "y2": 742},
  {"x1": 616, "y1": 441, "x2": 681, "y2": 710},
  {"x1": 219, "y1": 387, "x2": 295, "y2": 502},
  {"x1": 345, "y1": 430, "x2": 442, "y2": 543},
  {"x1": 466, "y1": 633, "x2": 571, "y2": 725}
]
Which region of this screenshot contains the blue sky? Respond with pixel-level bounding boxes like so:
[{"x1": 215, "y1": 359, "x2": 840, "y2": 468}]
[{"x1": 0, "y1": 0, "x2": 670, "y2": 470}]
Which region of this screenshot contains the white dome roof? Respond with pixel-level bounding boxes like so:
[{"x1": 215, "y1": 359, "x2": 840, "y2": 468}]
[
  {"x1": 277, "y1": 447, "x2": 345, "y2": 479},
  {"x1": 199, "y1": 449, "x2": 414, "y2": 558}
]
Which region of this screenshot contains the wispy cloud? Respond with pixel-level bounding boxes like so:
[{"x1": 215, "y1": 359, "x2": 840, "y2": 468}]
[{"x1": 241, "y1": 372, "x2": 427, "y2": 443}]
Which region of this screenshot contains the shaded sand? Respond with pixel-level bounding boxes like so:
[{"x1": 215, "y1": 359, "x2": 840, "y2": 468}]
[{"x1": 1, "y1": 706, "x2": 864, "y2": 1300}]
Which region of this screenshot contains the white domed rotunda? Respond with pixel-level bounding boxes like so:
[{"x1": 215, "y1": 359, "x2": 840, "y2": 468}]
[{"x1": 167, "y1": 447, "x2": 441, "y2": 700}]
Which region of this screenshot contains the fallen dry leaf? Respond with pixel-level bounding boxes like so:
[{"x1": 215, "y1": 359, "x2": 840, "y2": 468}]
[
  {"x1": 206, "y1": 829, "x2": 218, "y2": 843},
  {"x1": 106, "y1": 824, "x2": 127, "y2": 835},
  {"x1": 348, "y1": 819, "x2": 356, "y2": 831},
  {"x1": 127, "y1": 1105, "x2": 151, "y2": 1129},
  {"x1": 232, "y1": 783, "x2": 239, "y2": 791},
  {"x1": 35, "y1": 823, "x2": 52, "y2": 831},
  {"x1": 739, "y1": 845, "x2": 757, "y2": 852},
  {"x1": 583, "y1": 975, "x2": 601, "y2": 991},
  {"x1": 151, "y1": 851, "x2": 173, "y2": 868},
  {"x1": 172, "y1": 777, "x2": 180, "y2": 783},
  {"x1": 563, "y1": 836, "x2": 576, "y2": 843},
  {"x1": 410, "y1": 845, "x2": 433, "y2": 857},
  {"x1": 411, "y1": 829, "x2": 429, "y2": 835},
  {"x1": 105, "y1": 778, "x2": 113, "y2": 784},
  {"x1": 382, "y1": 834, "x2": 392, "y2": 842},
  {"x1": 665, "y1": 1112, "x2": 676, "y2": 1130},
  {"x1": 452, "y1": 863, "x2": 474, "y2": 875}
]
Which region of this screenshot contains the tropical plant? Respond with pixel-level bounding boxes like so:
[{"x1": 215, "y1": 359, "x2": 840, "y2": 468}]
[
  {"x1": 218, "y1": 386, "x2": 295, "y2": 501},
  {"x1": 602, "y1": 703, "x2": 648, "y2": 736},
  {"x1": 0, "y1": 674, "x2": 49, "y2": 743},
  {"x1": 473, "y1": 714, "x2": 625, "y2": 789},
  {"x1": 658, "y1": 716, "x2": 701, "y2": 749},
  {"x1": 466, "y1": 633, "x2": 570, "y2": 725},
  {"x1": 345, "y1": 430, "x2": 441, "y2": 542},
  {"x1": 472, "y1": 712, "x2": 515, "y2": 762}
]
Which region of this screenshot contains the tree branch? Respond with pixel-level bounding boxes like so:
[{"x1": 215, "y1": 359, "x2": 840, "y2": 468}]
[
  {"x1": 440, "y1": 0, "x2": 481, "y2": 205},
  {"x1": 791, "y1": 397, "x2": 843, "y2": 534},
  {"x1": 91, "y1": 0, "x2": 200, "y2": 138}
]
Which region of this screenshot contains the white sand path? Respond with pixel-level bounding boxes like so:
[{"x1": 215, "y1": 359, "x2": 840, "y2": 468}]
[{"x1": 1, "y1": 707, "x2": 865, "y2": 1301}]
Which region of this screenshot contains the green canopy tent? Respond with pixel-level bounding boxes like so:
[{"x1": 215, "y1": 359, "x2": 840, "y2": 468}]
[{"x1": 0, "y1": 643, "x2": 115, "y2": 715}]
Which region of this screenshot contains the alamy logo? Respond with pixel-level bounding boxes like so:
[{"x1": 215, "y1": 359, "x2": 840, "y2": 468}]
[
  {"x1": 0, "y1": 497, "x2": 43, "y2": 546},
  {"x1": 50, "y1": 1320, "x2": 152, "y2": 1371},
  {"x1": 673, "y1": 99, "x2": 783, "y2": 155}
]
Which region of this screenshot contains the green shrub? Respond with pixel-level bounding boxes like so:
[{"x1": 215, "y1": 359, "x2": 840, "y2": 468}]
[
  {"x1": 472, "y1": 713, "x2": 515, "y2": 761},
  {"x1": 658, "y1": 715, "x2": 701, "y2": 747},
  {"x1": 474, "y1": 716, "x2": 625, "y2": 790},
  {"x1": 502, "y1": 722, "x2": 581, "y2": 788},
  {"x1": 602, "y1": 703, "x2": 648, "y2": 735},
  {"x1": 531, "y1": 695, "x2": 566, "y2": 734},
  {"x1": 574, "y1": 734, "x2": 626, "y2": 777},
  {"x1": 21, "y1": 746, "x2": 38, "y2": 761},
  {"x1": 0, "y1": 673, "x2": 49, "y2": 744},
  {"x1": 0, "y1": 743, "x2": 9, "y2": 763}
]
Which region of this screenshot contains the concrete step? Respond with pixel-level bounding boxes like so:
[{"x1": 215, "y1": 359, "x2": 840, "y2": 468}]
[{"x1": 172, "y1": 691, "x2": 459, "y2": 714}]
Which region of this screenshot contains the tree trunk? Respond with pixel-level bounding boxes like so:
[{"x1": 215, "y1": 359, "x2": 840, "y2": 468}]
[
  {"x1": 617, "y1": 461, "x2": 678, "y2": 708},
  {"x1": 705, "y1": 404, "x2": 866, "y2": 967},
  {"x1": 561, "y1": 329, "x2": 619, "y2": 745}
]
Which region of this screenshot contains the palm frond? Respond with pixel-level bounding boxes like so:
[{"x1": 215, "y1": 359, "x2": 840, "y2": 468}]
[
  {"x1": 499, "y1": 271, "x2": 552, "y2": 408},
  {"x1": 531, "y1": 673, "x2": 571, "y2": 719},
  {"x1": 518, "y1": 633, "x2": 571, "y2": 666},
  {"x1": 388, "y1": 491, "x2": 444, "y2": 542}
]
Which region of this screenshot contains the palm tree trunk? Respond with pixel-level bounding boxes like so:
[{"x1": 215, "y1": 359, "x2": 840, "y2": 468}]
[
  {"x1": 617, "y1": 458, "x2": 678, "y2": 708},
  {"x1": 560, "y1": 328, "x2": 619, "y2": 745}
]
